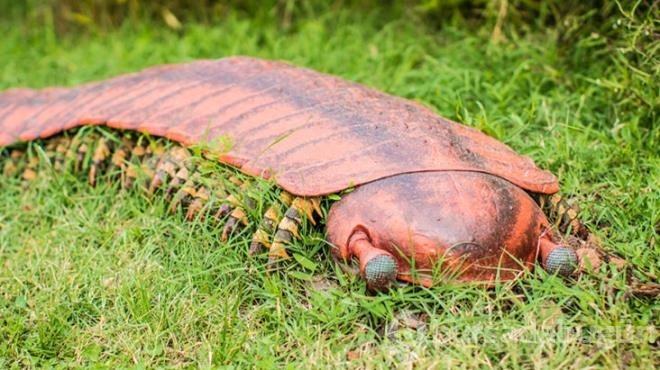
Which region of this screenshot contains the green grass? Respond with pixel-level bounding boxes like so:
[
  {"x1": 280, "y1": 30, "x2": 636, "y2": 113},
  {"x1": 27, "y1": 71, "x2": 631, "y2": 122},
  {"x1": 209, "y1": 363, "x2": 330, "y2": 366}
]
[{"x1": 1, "y1": 4, "x2": 658, "y2": 369}]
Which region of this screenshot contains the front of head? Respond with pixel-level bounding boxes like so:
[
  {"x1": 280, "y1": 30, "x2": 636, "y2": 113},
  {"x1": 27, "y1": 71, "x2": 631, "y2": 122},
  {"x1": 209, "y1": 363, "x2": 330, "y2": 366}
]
[{"x1": 327, "y1": 171, "x2": 552, "y2": 289}]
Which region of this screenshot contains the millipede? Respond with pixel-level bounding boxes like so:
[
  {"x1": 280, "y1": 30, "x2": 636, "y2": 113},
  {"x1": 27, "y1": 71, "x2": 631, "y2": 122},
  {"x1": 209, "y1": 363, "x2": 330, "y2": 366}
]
[{"x1": 0, "y1": 56, "x2": 624, "y2": 290}]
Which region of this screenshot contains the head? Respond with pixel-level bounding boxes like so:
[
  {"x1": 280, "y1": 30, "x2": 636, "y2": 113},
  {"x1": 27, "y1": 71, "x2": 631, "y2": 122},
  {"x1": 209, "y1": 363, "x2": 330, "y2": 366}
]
[{"x1": 326, "y1": 171, "x2": 572, "y2": 290}]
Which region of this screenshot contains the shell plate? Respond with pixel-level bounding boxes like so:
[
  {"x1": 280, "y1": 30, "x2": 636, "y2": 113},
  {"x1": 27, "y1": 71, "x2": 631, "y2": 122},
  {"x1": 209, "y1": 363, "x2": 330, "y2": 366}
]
[{"x1": 0, "y1": 57, "x2": 558, "y2": 196}]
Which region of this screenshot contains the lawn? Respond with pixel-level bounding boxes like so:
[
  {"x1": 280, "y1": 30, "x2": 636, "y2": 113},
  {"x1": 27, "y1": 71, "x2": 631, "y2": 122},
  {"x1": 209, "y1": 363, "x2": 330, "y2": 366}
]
[{"x1": 0, "y1": 2, "x2": 657, "y2": 368}]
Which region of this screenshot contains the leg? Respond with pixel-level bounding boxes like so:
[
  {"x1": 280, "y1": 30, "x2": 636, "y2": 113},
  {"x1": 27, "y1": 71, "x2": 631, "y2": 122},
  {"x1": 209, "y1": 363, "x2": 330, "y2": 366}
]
[
  {"x1": 538, "y1": 193, "x2": 589, "y2": 240},
  {"x1": 246, "y1": 194, "x2": 321, "y2": 266},
  {"x1": 89, "y1": 136, "x2": 112, "y2": 186},
  {"x1": 537, "y1": 193, "x2": 612, "y2": 274},
  {"x1": 249, "y1": 205, "x2": 281, "y2": 255},
  {"x1": 147, "y1": 146, "x2": 190, "y2": 193}
]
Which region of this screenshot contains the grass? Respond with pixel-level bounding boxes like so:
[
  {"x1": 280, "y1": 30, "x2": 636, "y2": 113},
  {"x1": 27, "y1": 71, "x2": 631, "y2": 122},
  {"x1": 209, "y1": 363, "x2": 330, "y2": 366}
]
[{"x1": 1, "y1": 3, "x2": 658, "y2": 369}]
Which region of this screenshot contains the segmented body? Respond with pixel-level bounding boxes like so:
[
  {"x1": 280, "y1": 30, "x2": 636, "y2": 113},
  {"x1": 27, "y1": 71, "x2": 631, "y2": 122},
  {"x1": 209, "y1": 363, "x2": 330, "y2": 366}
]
[
  {"x1": 2, "y1": 58, "x2": 657, "y2": 294},
  {"x1": 7, "y1": 128, "x2": 660, "y2": 297},
  {"x1": 1, "y1": 126, "x2": 585, "y2": 274},
  {"x1": 0, "y1": 57, "x2": 594, "y2": 288}
]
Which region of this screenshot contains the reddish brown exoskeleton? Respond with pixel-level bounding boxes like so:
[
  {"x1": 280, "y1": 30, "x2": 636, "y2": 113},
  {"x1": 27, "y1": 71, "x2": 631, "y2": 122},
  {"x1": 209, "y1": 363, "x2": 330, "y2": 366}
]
[{"x1": 0, "y1": 57, "x2": 581, "y2": 290}]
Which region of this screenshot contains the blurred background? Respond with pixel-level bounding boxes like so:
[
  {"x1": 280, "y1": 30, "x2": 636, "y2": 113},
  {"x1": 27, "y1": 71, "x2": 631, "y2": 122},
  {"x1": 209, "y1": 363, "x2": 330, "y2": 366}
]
[{"x1": 1, "y1": 0, "x2": 656, "y2": 125}]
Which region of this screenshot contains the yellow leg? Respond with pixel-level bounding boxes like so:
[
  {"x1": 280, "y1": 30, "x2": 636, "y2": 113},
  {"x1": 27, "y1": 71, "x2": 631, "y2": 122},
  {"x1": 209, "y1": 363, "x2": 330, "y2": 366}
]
[
  {"x1": 249, "y1": 205, "x2": 281, "y2": 254},
  {"x1": 221, "y1": 206, "x2": 249, "y2": 241},
  {"x1": 538, "y1": 193, "x2": 589, "y2": 240},
  {"x1": 2, "y1": 149, "x2": 25, "y2": 177},
  {"x1": 268, "y1": 195, "x2": 322, "y2": 263},
  {"x1": 89, "y1": 137, "x2": 111, "y2": 186},
  {"x1": 147, "y1": 146, "x2": 191, "y2": 193},
  {"x1": 22, "y1": 155, "x2": 40, "y2": 181}
]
